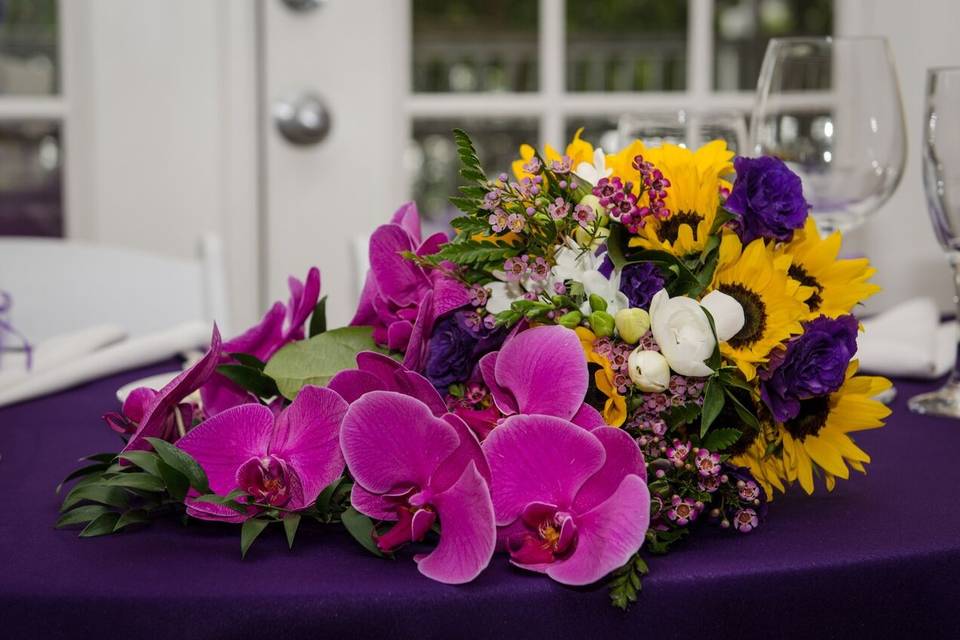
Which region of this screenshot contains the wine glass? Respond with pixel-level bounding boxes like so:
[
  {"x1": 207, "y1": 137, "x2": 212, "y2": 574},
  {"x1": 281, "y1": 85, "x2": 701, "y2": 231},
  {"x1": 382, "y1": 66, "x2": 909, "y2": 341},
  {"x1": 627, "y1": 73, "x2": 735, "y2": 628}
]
[
  {"x1": 909, "y1": 67, "x2": 960, "y2": 417},
  {"x1": 750, "y1": 37, "x2": 906, "y2": 235},
  {"x1": 618, "y1": 110, "x2": 747, "y2": 153}
]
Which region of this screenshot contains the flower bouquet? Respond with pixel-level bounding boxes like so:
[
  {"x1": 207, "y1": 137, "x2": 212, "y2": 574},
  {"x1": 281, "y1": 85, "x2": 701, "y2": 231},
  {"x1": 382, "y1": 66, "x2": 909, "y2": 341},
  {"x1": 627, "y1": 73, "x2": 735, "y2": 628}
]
[{"x1": 57, "y1": 128, "x2": 891, "y2": 608}]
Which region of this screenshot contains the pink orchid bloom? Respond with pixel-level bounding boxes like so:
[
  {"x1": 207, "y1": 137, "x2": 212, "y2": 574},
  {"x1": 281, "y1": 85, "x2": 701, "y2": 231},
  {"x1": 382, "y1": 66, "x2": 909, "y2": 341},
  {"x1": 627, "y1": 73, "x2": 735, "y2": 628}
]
[
  {"x1": 201, "y1": 267, "x2": 321, "y2": 417},
  {"x1": 119, "y1": 326, "x2": 223, "y2": 455},
  {"x1": 327, "y1": 350, "x2": 447, "y2": 416},
  {"x1": 482, "y1": 415, "x2": 650, "y2": 585},
  {"x1": 350, "y1": 202, "x2": 470, "y2": 365},
  {"x1": 479, "y1": 325, "x2": 608, "y2": 430},
  {"x1": 340, "y1": 390, "x2": 496, "y2": 584},
  {"x1": 176, "y1": 385, "x2": 347, "y2": 522}
]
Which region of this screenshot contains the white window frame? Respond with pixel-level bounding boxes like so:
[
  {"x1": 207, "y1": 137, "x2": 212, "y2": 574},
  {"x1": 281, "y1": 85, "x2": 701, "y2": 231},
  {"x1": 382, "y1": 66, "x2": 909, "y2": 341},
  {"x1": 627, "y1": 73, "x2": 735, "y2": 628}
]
[{"x1": 405, "y1": 0, "x2": 847, "y2": 150}]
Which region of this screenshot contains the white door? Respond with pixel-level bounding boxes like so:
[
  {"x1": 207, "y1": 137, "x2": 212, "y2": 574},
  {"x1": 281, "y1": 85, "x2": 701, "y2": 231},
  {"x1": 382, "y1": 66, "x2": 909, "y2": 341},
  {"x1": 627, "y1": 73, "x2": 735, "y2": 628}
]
[{"x1": 259, "y1": 0, "x2": 841, "y2": 326}]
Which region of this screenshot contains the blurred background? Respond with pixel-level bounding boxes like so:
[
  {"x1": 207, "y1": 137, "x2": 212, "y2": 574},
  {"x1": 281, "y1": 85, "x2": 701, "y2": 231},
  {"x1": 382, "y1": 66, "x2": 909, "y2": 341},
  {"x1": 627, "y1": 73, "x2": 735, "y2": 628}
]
[{"x1": 0, "y1": 0, "x2": 958, "y2": 329}]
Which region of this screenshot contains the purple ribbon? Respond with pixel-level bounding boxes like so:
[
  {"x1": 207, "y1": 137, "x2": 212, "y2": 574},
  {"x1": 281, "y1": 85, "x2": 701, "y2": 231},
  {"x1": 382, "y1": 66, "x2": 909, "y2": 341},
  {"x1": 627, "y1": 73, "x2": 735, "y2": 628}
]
[{"x1": 0, "y1": 290, "x2": 32, "y2": 370}]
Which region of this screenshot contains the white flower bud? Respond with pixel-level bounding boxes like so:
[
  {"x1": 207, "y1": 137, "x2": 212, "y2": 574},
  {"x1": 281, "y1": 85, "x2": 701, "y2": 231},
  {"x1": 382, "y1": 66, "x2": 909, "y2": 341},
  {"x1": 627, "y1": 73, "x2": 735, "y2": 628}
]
[
  {"x1": 627, "y1": 348, "x2": 671, "y2": 392},
  {"x1": 615, "y1": 308, "x2": 651, "y2": 344}
]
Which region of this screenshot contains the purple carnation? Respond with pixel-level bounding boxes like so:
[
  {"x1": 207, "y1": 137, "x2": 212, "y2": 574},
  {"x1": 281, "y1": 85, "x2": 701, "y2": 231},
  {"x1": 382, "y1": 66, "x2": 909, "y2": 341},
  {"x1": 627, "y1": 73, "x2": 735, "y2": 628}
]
[
  {"x1": 619, "y1": 262, "x2": 665, "y2": 310},
  {"x1": 760, "y1": 315, "x2": 858, "y2": 423},
  {"x1": 424, "y1": 310, "x2": 505, "y2": 390},
  {"x1": 725, "y1": 156, "x2": 809, "y2": 244}
]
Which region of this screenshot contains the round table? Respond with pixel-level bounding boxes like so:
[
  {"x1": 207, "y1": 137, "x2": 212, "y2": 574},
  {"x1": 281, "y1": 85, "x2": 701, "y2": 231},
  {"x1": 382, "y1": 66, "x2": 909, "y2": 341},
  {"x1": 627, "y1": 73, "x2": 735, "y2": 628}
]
[{"x1": 2, "y1": 360, "x2": 958, "y2": 639}]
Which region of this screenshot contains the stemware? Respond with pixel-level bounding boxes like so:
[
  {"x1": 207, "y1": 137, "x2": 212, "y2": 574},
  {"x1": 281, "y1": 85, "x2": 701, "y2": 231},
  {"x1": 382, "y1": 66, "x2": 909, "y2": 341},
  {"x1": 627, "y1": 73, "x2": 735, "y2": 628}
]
[
  {"x1": 750, "y1": 36, "x2": 906, "y2": 235},
  {"x1": 909, "y1": 67, "x2": 960, "y2": 417},
  {"x1": 619, "y1": 110, "x2": 747, "y2": 153}
]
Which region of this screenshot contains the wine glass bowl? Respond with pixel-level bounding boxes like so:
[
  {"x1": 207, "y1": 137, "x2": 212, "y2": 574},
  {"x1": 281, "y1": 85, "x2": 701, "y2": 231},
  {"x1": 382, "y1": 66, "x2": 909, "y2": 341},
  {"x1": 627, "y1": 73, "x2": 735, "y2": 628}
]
[
  {"x1": 909, "y1": 67, "x2": 960, "y2": 417},
  {"x1": 750, "y1": 37, "x2": 906, "y2": 235}
]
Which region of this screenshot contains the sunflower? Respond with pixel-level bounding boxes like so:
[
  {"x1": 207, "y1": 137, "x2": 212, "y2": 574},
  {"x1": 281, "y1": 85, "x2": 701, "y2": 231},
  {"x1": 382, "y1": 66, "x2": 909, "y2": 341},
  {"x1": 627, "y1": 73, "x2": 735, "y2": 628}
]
[
  {"x1": 512, "y1": 128, "x2": 595, "y2": 181},
  {"x1": 625, "y1": 140, "x2": 735, "y2": 257},
  {"x1": 574, "y1": 327, "x2": 627, "y2": 427},
  {"x1": 708, "y1": 234, "x2": 812, "y2": 379},
  {"x1": 776, "y1": 216, "x2": 880, "y2": 319},
  {"x1": 777, "y1": 362, "x2": 891, "y2": 494},
  {"x1": 731, "y1": 430, "x2": 788, "y2": 500}
]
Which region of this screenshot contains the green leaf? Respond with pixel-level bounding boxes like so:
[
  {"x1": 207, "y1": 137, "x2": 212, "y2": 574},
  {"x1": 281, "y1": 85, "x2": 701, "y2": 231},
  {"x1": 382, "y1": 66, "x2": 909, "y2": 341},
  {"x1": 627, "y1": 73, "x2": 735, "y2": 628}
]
[
  {"x1": 192, "y1": 489, "x2": 249, "y2": 514},
  {"x1": 718, "y1": 368, "x2": 754, "y2": 392},
  {"x1": 103, "y1": 473, "x2": 166, "y2": 492},
  {"x1": 56, "y1": 504, "x2": 111, "y2": 528},
  {"x1": 725, "y1": 388, "x2": 760, "y2": 430},
  {"x1": 607, "y1": 553, "x2": 650, "y2": 610},
  {"x1": 156, "y1": 460, "x2": 189, "y2": 502},
  {"x1": 114, "y1": 509, "x2": 150, "y2": 532},
  {"x1": 341, "y1": 507, "x2": 384, "y2": 557},
  {"x1": 283, "y1": 514, "x2": 301, "y2": 549},
  {"x1": 308, "y1": 295, "x2": 328, "y2": 338},
  {"x1": 231, "y1": 353, "x2": 267, "y2": 370},
  {"x1": 56, "y1": 463, "x2": 110, "y2": 494},
  {"x1": 606, "y1": 223, "x2": 629, "y2": 269},
  {"x1": 700, "y1": 306, "x2": 723, "y2": 371},
  {"x1": 315, "y1": 476, "x2": 345, "y2": 518},
  {"x1": 217, "y1": 363, "x2": 280, "y2": 399},
  {"x1": 700, "y1": 378, "x2": 725, "y2": 437},
  {"x1": 118, "y1": 450, "x2": 162, "y2": 476},
  {"x1": 81, "y1": 452, "x2": 119, "y2": 464},
  {"x1": 146, "y1": 438, "x2": 210, "y2": 494},
  {"x1": 660, "y1": 403, "x2": 700, "y2": 431},
  {"x1": 264, "y1": 326, "x2": 381, "y2": 400},
  {"x1": 701, "y1": 427, "x2": 743, "y2": 452},
  {"x1": 79, "y1": 512, "x2": 121, "y2": 537},
  {"x1": 61, "y1": 484, "x2": 130, "y2": 512},
  {"x1": 240, "y1": 519, "x2": 269, "y2": 558}
]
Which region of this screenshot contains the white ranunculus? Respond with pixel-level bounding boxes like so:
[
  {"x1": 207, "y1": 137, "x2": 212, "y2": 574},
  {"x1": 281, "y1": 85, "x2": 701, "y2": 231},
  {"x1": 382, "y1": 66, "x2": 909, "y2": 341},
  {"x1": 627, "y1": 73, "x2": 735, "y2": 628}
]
[
  {"x1": 648, "y1": 289, "x2": 716, "y2": 377},
  {"x1": 627, "y1": 348, "x2": 671, "y2": 392},
  {"x1": 485, "y1": 280, "x2": 528, "y2": 314},
  {"x1": 573, "y1": 148, "x2": 612, "y2": 185},
  {"x1": 700, "y1": 290, "x2": 745, "y2": 342}
]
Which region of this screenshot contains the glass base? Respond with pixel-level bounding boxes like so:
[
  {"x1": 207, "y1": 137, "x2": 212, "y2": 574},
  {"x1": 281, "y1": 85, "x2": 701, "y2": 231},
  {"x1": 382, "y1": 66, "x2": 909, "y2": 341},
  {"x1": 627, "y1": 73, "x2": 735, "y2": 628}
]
[{"x1": 908, "y1": 381, "x2": 960, "y2": 418}]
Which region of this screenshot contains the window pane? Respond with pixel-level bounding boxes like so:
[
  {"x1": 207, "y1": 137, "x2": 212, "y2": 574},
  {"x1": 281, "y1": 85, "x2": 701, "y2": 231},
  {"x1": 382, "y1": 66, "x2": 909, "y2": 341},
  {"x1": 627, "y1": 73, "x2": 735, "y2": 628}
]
[
  {"x1": 714, "y1": 0, "x2": 833, "y2": 91},
  {"x1": 0, "y1": 121, "x2": 62, "y2": 237},
  {"x1": 565, "y1": 118, "x2": 620, "y2": 152},
  {"x1": 568, "y1": 112, "x2": 747, "y2": 156},
  {"x1": 412, "y1": 0, "x2": 538, "y2": 93},
  {"x1": 0, "y1": 0, "x2": 58, "y2": 95},
  {"x1": 410, "y1": 119, "x2": 538, "y2": 224},
  {"x1": 566, "y1": 1, "x2": 687, "y2": 92}
]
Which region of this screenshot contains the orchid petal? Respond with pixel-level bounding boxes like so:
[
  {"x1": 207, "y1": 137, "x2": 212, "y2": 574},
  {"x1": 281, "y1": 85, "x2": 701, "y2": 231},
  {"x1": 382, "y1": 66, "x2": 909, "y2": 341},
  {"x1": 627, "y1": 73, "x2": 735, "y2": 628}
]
[
  {"x1": 326, "y1": 369, "x2": 387, "y2": 404},
  {"x1": 368, "y1": 224, "x2": 425, "y2": 306},
  {"x1": 431, "y1": 276, "x2": 471, "y2": 318},
  {"x1": 571, "y1": 403, "x2": 606, "y2": 430},
  {"x1": 124, "y1": 326, "x2": 223, "y2": 453},
  {"x1": 479, "y1": 351, "x2": 518, "y2": 415},
  {"x1": 283, "y1": 266, "x2": 321, "y2": 341},
  {"x1": 390, "y1": 201, "x2": 422, "y2": 242},
  {"x1": 386, "y1": 320, "x2": 414, "y2": 352},
  {"x1": 223, "y1": 302, "x2": 286, "y2": 361},
  {"x1": 122, "y1": 387, "x2": 157, "y2": 424},
  {"x1": 350, "y1": 483, "x2": 398, "y2": 521},
  {"x1": 393, "y1": 370, "x2": 448, "y2": 416},
  {"x1": 185, "y1": 496, "x2": 251, "y2": 523},
  {"x1": 401, "y1": 291, "x2": 433, "y2": 370},
  {"x1": 482, "y1": 414, "x2": 605, "y2": 525},
  {"x1": 546, "y1": 475, "x2": 650, "y2": 586},
  {"x1": 430, "y1": 413, "x2": 491, "y2": 494},
  {"x1": 340, "y1": 391, "x2": 460, "y2": 493},
  {"x1": 417, "y1": 232, "x2": 448, "y2": 258},
  {"x1": 269, "y1": 386, "x2": 347, "y2": 509},
  {"x1": 199, "y1": 374, "x2": 255, "y2": 419},
  {"x1": 414, "y1": 462, "x2": 496, "y2": 585},
  {"x1": 494, "y1": 325, "x2": 587, "y2": 420},
  {"x1": 573, "y1": 427, "x2": 647, "y2": 513},
  {"x1": 175, "y1": 403, "x2": 275, "y2": 494},
  {"x1": 356, "y1": 350, "x2": 402, "y2": 379}
]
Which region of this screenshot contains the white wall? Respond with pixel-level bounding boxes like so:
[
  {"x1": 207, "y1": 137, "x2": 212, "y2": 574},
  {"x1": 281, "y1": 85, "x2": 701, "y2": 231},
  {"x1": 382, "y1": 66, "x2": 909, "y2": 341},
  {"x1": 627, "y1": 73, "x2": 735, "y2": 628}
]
[
  {"x1": 839, "y1": 0, "x2": 960, "y2": 314},
  {"x1": 62, "y1": 0, "x2": 260, "y2": 332}
]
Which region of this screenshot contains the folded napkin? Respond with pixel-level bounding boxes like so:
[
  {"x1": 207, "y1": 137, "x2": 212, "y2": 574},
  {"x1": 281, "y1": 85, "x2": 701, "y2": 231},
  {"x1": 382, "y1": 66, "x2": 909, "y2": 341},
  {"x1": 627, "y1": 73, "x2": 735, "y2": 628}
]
[
  {"x1": 0, "y1": 321, "x2": 212, "y2": 409},
  {"x1": 857, "y1": 298, "x2": 959, "y2": 379},
  {"x1": 0, "y1": 324, "x2": 127, "y2": 388}
]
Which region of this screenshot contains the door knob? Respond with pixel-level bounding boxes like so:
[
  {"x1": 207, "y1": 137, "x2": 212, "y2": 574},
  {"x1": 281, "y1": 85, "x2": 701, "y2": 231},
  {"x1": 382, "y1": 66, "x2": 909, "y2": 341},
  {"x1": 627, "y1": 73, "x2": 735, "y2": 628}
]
[
  {"x1": 281, "y1": 0, "x2": 324, "y2": 12},
  {"x1": 273, "y1": 93, "x2": 332, "y2": 146}
]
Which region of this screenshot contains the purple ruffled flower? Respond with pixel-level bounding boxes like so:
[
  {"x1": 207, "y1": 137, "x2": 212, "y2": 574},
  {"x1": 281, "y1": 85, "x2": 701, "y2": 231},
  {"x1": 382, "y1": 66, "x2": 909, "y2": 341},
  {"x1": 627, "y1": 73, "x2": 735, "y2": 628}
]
[
  {"x1": 424, "y1": 310, "x2": 506, "y2": 390},
  {"x1": 725, "y1": 156, "x2": 809, "y2": 244},
  {"x1": 618, "y1": 262, "x2": 665, "y2": 310},
  {"x1": 760, "y1": 314, "x2": 858, "y2": 423}
]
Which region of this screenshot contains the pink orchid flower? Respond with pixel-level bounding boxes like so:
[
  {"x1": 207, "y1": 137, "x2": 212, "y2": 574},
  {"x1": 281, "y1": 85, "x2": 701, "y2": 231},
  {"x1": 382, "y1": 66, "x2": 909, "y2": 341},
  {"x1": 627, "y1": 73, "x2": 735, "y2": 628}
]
[
  {"x1": 201, "y1": 267, "x2": 320, "y2": 417},
  {"x1": 327, "y1": 350, "x2": 446, "y2": 416},
  {"x1": 118, "y1": 326, "x2": 223, "y2": 455},
  {"x1": 340, "y1": 390, "x2": 496, "y2": 584},
  {"x1": 176, "y1": 385, "x2": 347, "y2": 522},
  {"x1": 479, "y1": 324, "x2": 607, "y2": 430},
  {"x1": 350, "y1": 202, "x2": 470, "y2": 364},
  {"x1": 482, "y1": 415, "x2": 650, "y2": 585}
]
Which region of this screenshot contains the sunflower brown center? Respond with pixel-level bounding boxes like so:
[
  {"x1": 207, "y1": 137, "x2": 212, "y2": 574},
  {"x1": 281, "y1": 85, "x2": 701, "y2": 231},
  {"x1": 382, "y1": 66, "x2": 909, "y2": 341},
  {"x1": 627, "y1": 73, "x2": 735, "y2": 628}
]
[
  {"x1": 783, "y1": 396, "x2": 831, "y2": 441},
  {"x1": 788, "y1": 263, "x2": 823, "y2": 311},
  {"x1": 656, "y1": 211, "x2": 703, "y2": 243},
  {"x1": 718, "y1": 283, "x2": 767, "y2": 349}
]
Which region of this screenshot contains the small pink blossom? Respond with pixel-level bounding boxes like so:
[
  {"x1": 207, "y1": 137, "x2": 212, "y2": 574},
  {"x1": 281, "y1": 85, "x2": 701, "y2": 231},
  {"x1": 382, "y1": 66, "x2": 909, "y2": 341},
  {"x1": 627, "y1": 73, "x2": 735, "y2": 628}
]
[{"x1": 488, "y1": 209, "x2": 509, "y2": 232}]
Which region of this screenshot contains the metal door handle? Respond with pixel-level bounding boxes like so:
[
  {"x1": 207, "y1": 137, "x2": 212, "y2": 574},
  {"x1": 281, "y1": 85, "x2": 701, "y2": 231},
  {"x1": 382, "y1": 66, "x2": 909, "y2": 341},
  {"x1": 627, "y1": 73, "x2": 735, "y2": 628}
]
[{"x1": 273, "y1": 93, "x2": 331, "y2": 146}]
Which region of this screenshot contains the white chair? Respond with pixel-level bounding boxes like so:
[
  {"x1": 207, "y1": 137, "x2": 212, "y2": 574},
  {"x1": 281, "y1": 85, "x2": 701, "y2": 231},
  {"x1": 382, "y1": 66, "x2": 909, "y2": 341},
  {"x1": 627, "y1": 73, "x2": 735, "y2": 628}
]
[{"x1": 0, "y1": 235, "x2": 229, "y2": 343}]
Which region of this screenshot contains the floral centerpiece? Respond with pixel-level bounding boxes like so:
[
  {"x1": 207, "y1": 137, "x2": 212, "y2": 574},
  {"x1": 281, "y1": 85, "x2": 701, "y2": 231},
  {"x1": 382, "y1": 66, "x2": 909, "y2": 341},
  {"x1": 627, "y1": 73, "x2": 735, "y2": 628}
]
[{"x1": 57, "y1": 129, "x2": 891, "y2": 608}]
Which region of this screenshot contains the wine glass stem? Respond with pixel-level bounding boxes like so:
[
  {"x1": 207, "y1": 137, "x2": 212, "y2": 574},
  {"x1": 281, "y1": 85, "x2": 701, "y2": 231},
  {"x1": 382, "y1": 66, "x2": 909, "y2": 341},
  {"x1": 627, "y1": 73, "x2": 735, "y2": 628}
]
[{"x1": 948, "y1": 252, "x2": 960, "y2": 384}]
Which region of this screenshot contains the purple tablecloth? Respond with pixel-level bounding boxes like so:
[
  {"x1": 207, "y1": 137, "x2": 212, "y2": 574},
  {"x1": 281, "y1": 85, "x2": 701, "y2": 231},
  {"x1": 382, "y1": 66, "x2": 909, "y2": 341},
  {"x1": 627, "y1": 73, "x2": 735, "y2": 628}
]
[{"x1": 2, "y1": 360, "x2": 959, "y2": 639}]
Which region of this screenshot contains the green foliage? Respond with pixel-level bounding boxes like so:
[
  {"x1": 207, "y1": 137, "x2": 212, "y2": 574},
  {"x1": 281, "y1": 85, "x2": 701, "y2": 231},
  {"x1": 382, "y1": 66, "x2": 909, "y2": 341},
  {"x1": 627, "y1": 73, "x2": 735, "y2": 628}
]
[
  {"x1": 241, "y1": 519, "x2": 269, "y2": 558},
  {"x1": 341, "y1": 507, "x2": 385, "y2": 558},
  {"x1": 308, "y1": 296, "x2": 328, "y2": 338},
  {"x1": 216, "y1": 363, "x2": 280, "y2": 399},
  {"x1": 645, "y1": 527, "x2": 689, "y2": 555},
  {"x1": 607, "y1": 553, "x2": 650, "y2": 610},
  {"x1": 264, "y1": 326, "x2": 382, "y2": 400},
  {"x1": 699, "y1": 378, "x2": 725, "y2": 437},
  {"x1": 701, "y1": 427, "x2": 743, "y2": 452}
]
